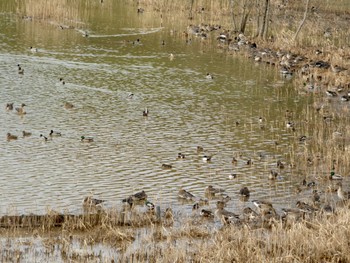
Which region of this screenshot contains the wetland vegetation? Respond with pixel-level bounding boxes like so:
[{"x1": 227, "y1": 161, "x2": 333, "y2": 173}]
[{"x1": 1, "y1": 0, "x2": 350, "y2": 262}]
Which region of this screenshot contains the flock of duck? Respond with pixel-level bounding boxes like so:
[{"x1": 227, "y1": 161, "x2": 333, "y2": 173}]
[
  {"x1": 81, "y1": 166, "x2": 348, "y2": 227},
  {"x1": 185, "y1": 24, "x2": 349, "y2": 102}
]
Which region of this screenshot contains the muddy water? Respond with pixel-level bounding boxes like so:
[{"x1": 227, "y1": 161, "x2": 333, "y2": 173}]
[{"x1": 0, "y1": 1, "x2": 323, "y2": 220}]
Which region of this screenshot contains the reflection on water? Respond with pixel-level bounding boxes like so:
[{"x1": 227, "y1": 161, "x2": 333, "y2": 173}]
[{"x1": 0, "y1": 1, "x2": 320, "y2": 217}]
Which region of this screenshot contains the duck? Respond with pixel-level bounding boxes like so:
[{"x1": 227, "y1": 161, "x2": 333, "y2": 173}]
[
  {"x1": 49, "y1": 130, "x2": 62, "y2": 137},
  {"x1": 205, "y1": 185, "x2": 225, "y2": 196},
  {"x1": 312, "y1": 189, "x2": 320, "y2": 204},
  {"x1": 6, "y1": 103, "x2": 13, "y2": 110},
  {"x1": 331, "y1": 64, "x2": 347, "y2": 73},
  {"x1": 64, "y1": 102, "x2": 74, "y2": 109},
  {"x1": 200, "y1": 209, "x2": 214, "y2": 218},
  {"x1": 22, "y1": 131, "x2": 32, "y2": 137},
  {"x1": 229, "y1": 173, "x2": 237, "y2": 180},
  {"x1": 202, "y1": 155, "x2": 213, "y2": 162},
  {"x1": 18, "y1": 65, "x2": 24, "y2": 75},
  {"x1": 215, "y1": 207, "x2": 239, "y2": 224},
  {"x1": 15, "y1": 103, "x2": 26, "y2": 115},
  {"x1": 169, "y1": 53, "x2": 174, "y2": 60},
  {"x1": 30, "y1": 47, "x2": 38, "y2": 53},
  {"x1": 177, "y1": 153, "x2": 185, "y2": 159},
  {"x1": 252, "y1": 200, "x2": 276, "y2": 215},
  {"x1": 81, "y1": 136, "x2": 94, "y2": 142},
  {"x1": 7, "y1": 133, "x2": 18, "y2": 141},
  {"x1": 161, "y1": 164, "x2": 172, "y2": 169},
  {"x1": 329, "y1": 171, "x2": 343, "y2": 180},
  {"x1": 197, "y1": 146, "x2": 204, "y2": 153},
  {"x1": 269, "y1": 170, "x2": 278, "y2": 180},
  {"x1": 277, "y1": 160, "x2": 285, "y2": 169},
  {"x1": 286, "y1": 122, "x2": 294, "y2": 129},
  {"x1": 337, "y1": 183, "x2": 350, "y2": 201},
  {"x1": 145, "y1": 200, "x2": 155, "y2": 210},
  {"x1": 231, "y1": 157, "x2": 238, "y2": 165},
  {"x1": 178, "y1": 189, "x2": 195, "y2": 200},
  {"x1": 206, "y1": 73, "x2": 213, "y2": 80},
  {"x1": 296, "y1": 201, "x2": 317, "y2": 213},
  {"x1": 122, "y1": 190, "x2": 148, "y2": 203},
  {"x1": 239, "y1": 187, "x2": 250, "y2": 197},
  {"x1": 281, "y1": 208, "x2": 304, "y2": 222},
  {"x1": 143, "y1": 108, "x2": 149, "y2": 117},
  {"x1": 242, "y1": 207, "x2": 258, "y2": 221},
  {"x1": 40, "y1": 134, "x2": 49, "y2": 141},
  {"x1": 83, "y1": 196, "x2": 105, "y2": 206}
]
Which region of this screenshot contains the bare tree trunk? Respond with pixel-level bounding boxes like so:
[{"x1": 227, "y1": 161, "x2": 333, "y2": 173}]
[
  {"x1": 294, "y1": 0, "x2": 310, "y2": 41},
  {"x1": 230, "y1": 0, "x2": 237, "y2": 31},
  {"x1": 188, "y1": 0, "x2": 194, "y2": 20},
  {"x1": 259, "y1": 0, "x2": 269, "y2": 39},
  {"x1": 255, "y1": 0, "x2": 261, "y2": 37}
]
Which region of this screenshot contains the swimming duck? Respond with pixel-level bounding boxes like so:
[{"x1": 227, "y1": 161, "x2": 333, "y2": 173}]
[
  {"x1": 143, "y1": 108, "x2": 149, "y2": 117},
  {"x1": 7, "y1": 133, "x2": 18, "y2": 141},
  {"x1": 83, "y1": 196, "x2": 105, "y2": 206},
  {"x1": 286, "y1": 122, "x2": 294, "y2": 129},
  {"x1": 239, "y1": 187, "x2": 250, "y2": 197},
  {"x1": 205, "y1": 185, "x2": 225, "y2": 196},
  {"x1": 169, "y1": 53, "x2": 174, "y2": 60},
  {"x1": 206, "y1": 73, "x2": 213, "y2": 80},
  {"x1": 81, "y1": 136, "x2": 94, "y2": 142},
  {"x1": 229, "y1": 173, "x2": 237, "y2": 179},
  {"x1": 200, "y1": 209, "x2": 214, "y2": 218},
  {"x1": 40, "y1": 134, "x2": 48, "y2": 141},
  {"x1": 30, "y1": 47, "x2": 38, "y2": 53},
  {"x1": 231, "y1": 157, "x2": 238, "y2": 165},
  {"x1": 22, "y1": 131, "x2": 32, "y2": 137},
  {"x1": 15, "y1": 103, "x2": 26, "y2": 115},
  {"x1": 6, "y1": 103, "x2": 13, "y2": 111},
  {"x1": 131, "y1": 190, "x2": 148, "y2": 201},
  {"x1": 18, "y1": 65, "x2": 24, "y2": 75},
  {"x1": 161, "y1": 164, "x2": 172, "y2": 169},
  {"x1": 178, "y1": 189, "x2": 195, "y2": 200},
  {"x1": 202, "y1": 155, "x2": 213, "y2": 162},
  {"x1": 197, "y1": 146, "x2": 204, "y2": 153},
  {"x1": 64, "y1": 102, "x2": 74, "y2": 109},
  {"x1": 49, "y1": 130, "x2": 62, "y2": 137},
  {"x1": 177, "y1": 153, "x2": 185, "y2": 159}
]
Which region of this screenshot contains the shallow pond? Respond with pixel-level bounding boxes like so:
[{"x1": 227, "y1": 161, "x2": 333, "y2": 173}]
[{"x1": 0, "y1": 0, "x2": 338, "y2": 221}]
